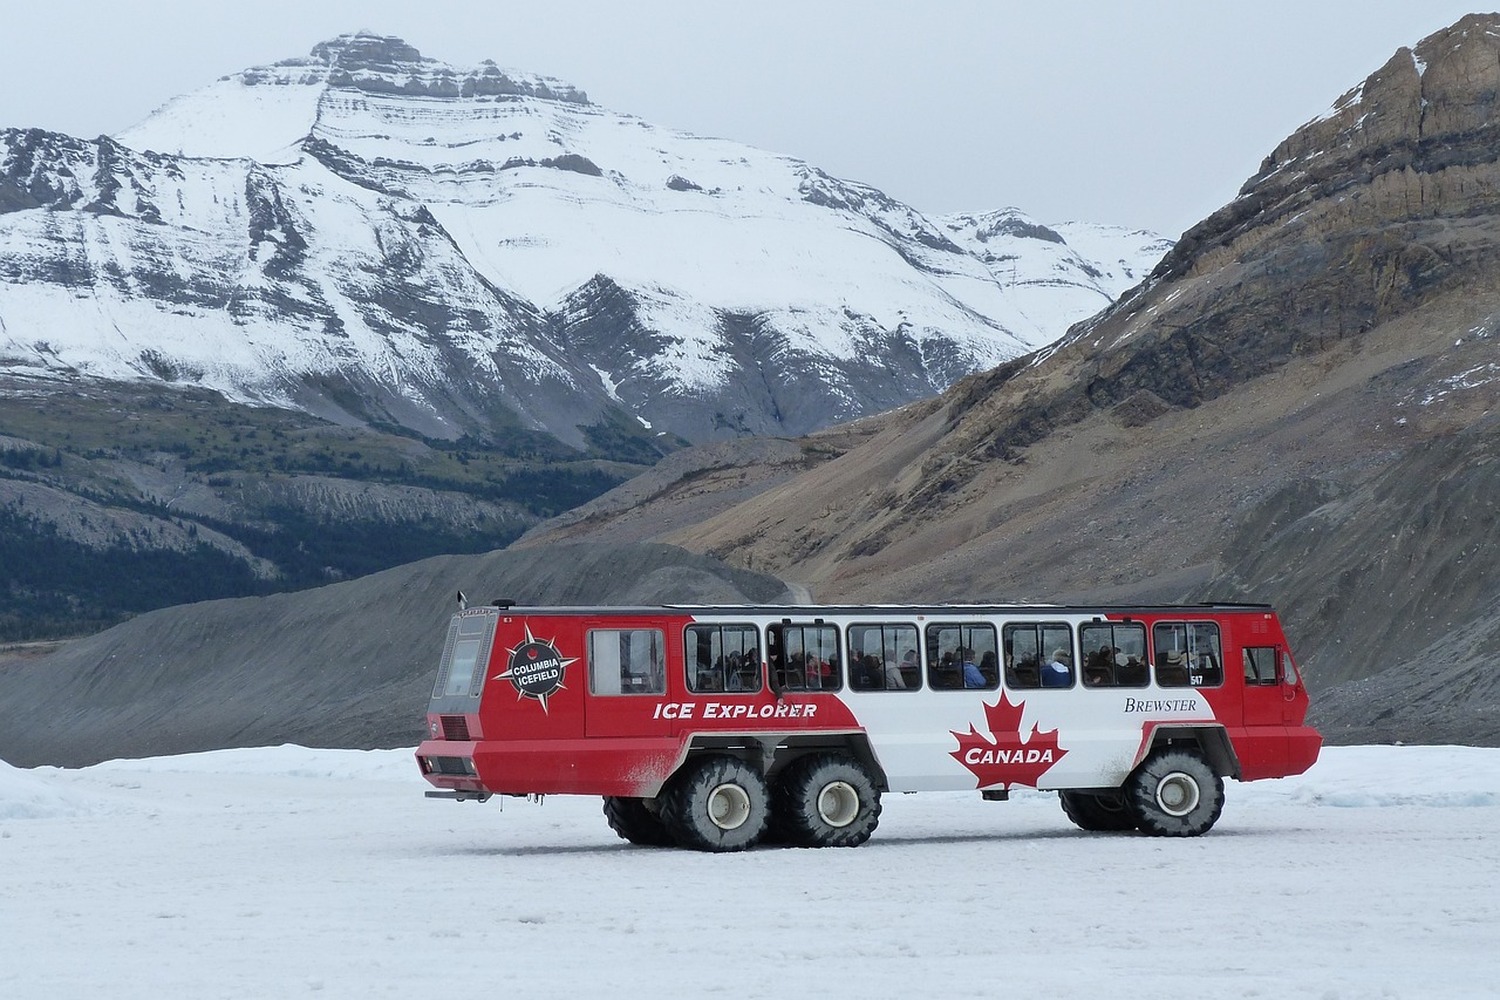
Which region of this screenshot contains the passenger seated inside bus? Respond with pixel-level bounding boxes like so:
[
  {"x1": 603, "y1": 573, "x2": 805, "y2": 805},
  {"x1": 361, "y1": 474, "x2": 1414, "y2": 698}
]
[
  {"x1": 883, "y1": 656, "x2": 909, "y2": 689},
  {"x1": 961, "y1": 648, "x2": 986, "y2": 688},
  {"x1": 1007, "y1": 655, "x2": 1040, "y2": 688},
  {"x1": 899, "y1": 649, "x2": 921, "y2": 687},
  {"x1": 1084, "y1": 645, "x2": 1115, "y2": 686},
  {"x1": 928, "y1": 650, "x2": 960, "y2": 689},
  {"x1": 978, "y1": 650, "x2": 999, "y2": 687},
  {"x1": 725, "y1": 652, "x2": 758, "y2": 691},
  {"x1": 851, "y1": 653, "x2": 881, "y2": 690},
  {"x1": 786, "y1": 653, "x2": 810, "y2": 689},
  {"x1": 1116, "y1": 651, "x2": 1148, "y2": 686},
  {"x1": 790, "y1": 651, "x2": 833, "y2": 689},
  {"x1": 1156, "y1": 650, "x2": 1190, "y2": 687},
  {"x1": 1041, "y1": 649, "x2": 1072, "y2": 687},
  {"x1": 810, "y1": 655, "x2": 837, "y2": 689}
]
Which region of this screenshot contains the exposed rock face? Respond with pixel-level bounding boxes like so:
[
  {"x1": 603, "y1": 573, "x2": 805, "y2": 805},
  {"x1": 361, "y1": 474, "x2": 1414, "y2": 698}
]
[
  {"x1": 1154, "y1": 17, "x2": 1500, "y2": 304},
  {"x1": 913, "y1": 16, "x2": 1500, "y2": 471}
]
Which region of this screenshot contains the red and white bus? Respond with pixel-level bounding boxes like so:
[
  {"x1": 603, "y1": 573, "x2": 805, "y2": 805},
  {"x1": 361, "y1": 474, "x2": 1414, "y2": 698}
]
[{"x1": 417, "y1": 601, "x2": 1321, "y2": 851}]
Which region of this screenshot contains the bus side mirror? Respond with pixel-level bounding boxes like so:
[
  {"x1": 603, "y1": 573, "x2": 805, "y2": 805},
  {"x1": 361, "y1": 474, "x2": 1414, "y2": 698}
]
[{"x1": 1280, "y1": 649, "x2": 1302, "y2": 687}]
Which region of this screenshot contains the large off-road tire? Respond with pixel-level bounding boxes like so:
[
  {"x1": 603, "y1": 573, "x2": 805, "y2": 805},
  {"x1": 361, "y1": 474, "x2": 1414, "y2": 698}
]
[
  {"x1": 602, "y1": 796, "x2": 674, "y2": 847},
  {"x1": 659, "y1": 756, "x2": 770, "y2": 852},
  {"x1": 1058, "y1": 789, "x2": 1138, "y2": 832},
  {"x1": 772, "y1": 753, "x2": 881, "y2": 848},
  {"x1": 1126, "y1": 748, "x2": 1225, "y2": 837}
]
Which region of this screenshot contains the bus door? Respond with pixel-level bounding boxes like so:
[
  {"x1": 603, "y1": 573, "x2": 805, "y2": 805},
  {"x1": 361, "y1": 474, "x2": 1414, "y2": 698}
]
[
  {"x1": 582, "y1": 620, "x2": 678, "y2": 739},
  {"x1": 1235, "y1": 616, "x2": 1306, "y2": 775},
  {"x1": 1237, "y1": 610, "x2": 1301, "y2": 729},
  {"x1": 1241, "y1": 643, "x2": 1303, "y2": 727}
]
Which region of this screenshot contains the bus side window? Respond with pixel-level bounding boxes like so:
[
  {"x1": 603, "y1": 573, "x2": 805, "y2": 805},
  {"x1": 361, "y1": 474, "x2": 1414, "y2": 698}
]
[
  {"x1": 845, "y1": 623, "x2": 919, "y2": 691},
  {"x1": 771, "y1": 623, "x2": 841, "y2": 691},
  {"x1": 1003, "y1": 623, "x2": 1040, "y2": 688},
  {"x1": 1002, "y1": 623, "x2": 1073, "y2": 689},
  {"x1": 1078, "y1": 621, "x2": 1148, "y2": 688},
  {"x1": 589, "y1": 628, "x2": 666, "y2": 695},
  {"x1": 686, "y1": 624, "x2": 761, "y2": 694},
  {"x1": 925, "y1": 623, "x2": 998, "y2": 690},
  {"x1": 1153, "y1": 624, "x2": 1190, "y2": 686},
  {"x1": 1189, "y1": 623, "x2": 1224, "y2": 686},
  {"x1": 1153, "y1": 622, "x2": 1223, "y2": 688}
]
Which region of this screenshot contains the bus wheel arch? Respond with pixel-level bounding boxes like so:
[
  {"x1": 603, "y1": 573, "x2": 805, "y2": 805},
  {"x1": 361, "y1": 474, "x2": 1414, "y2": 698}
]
[{"x1": 1144, "y1": 725, "x2": 1240, "y2": 780}]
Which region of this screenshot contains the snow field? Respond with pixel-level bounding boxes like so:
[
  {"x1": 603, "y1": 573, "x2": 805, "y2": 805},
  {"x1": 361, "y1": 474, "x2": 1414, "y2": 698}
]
[{"x1": 2, "y1": 745, "x2": 1497, "y2": 999}]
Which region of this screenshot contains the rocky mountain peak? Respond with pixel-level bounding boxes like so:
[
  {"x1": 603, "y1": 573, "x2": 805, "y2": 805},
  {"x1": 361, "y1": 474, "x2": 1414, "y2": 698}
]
[
  {"x1": 1259, "y1": 11, "x2": 1500, "y2": 187},
  {"x1": 826, "y1": 9, "x2": 1500, "y2": 506},
  {"x1": 1157, "y1": 13, "x2": 1500, "y2": 285},
  {"x1": 227, "y1": 32, "x2": 590, "y2": 105},
  {"x1": 3, "y1": 26, "x2": 1169, "y2": 484},
  {"x1": 946, "y1": 208, "x2": 1066, "y2": 246},
  {"x1": 308, "y1": 31, "x2": 424, "y2": 70}
]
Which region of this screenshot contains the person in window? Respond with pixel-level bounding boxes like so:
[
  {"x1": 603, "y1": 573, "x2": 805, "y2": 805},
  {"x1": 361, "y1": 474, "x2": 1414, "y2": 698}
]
[
  {"x1": 961, "y1": 648, "x2": 986, "y2": 688},
  {"x1": 883, "y1": 654, "x2": 909, "y2": 689},
  {"x1": 725, "y1": 652, "x2": 752, "y2": 690},
  {"x1": 978, "y1": 650, "x2": 999, "y2": 685},
  {"x1": 1157, "y1": 650, "x2": 1188, "y2": 686},
  {"x1": 933, "y1": 650, "x2": 958, "y2": 688},
  {"x1": 1041, "y1": 649, "x2": 1072, "y2": 687},
  {"x1": 804, "y1": 653, "x2": 831, "y2": 689},
  {"x1": 1084, "y1": 645, "x2": 1113, "y2": 686},
  {"x1": 852, "y1": 656, "x2": 876, "y2": 689}
]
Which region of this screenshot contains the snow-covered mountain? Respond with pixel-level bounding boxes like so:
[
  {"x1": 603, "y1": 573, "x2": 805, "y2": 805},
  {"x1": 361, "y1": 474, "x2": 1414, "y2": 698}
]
[{"x1": 0, "y1": 33, "x2": 1169, "y2": 445}]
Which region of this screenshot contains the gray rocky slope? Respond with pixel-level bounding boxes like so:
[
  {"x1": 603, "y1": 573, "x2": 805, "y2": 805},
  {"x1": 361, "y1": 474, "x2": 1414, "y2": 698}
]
[{"x1": 0, "y1": 544, "x2": 789, "y2": 767}]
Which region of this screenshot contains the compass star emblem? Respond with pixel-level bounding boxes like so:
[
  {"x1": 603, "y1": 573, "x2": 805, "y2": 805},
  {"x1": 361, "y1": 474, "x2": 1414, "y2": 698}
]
[{"x1": 495, "y1": 623, "x2": 577, "y2": 712}]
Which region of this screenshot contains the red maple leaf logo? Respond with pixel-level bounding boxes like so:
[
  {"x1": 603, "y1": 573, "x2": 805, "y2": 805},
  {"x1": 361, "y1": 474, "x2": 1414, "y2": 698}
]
[{"x1": 950, "y1": 691, "x2": 1068, "y2": 790}]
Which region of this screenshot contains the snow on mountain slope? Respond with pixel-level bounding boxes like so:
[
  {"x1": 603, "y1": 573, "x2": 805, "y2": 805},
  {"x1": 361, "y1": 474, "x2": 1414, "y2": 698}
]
[
  {"x1": 1049, "y1": 221, "x2": 1173, "y2": 297},
  {"x1": 116, "y1": 75, "x2": 324, "y2": 164},
  {"x1": 0, "y1": 130, "x2": 580, "y2": 440},
  {"x1": 3, "y1": 33, "x2": 1170, "y2": 445},
  {"x1": 939, "y1": 208, "x2": 1171, "y2": 344}
]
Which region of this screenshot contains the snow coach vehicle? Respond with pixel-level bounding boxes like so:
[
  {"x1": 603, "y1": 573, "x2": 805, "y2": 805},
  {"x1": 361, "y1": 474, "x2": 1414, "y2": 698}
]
[{"x1": 416, "y1": 601, "x2": 1321, "y2": 851}]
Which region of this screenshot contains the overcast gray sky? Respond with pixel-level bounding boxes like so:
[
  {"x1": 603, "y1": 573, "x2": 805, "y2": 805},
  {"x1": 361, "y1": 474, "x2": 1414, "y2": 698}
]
[{"x1": 0, "y1": 1, "x2": 1483, "y2": 237}]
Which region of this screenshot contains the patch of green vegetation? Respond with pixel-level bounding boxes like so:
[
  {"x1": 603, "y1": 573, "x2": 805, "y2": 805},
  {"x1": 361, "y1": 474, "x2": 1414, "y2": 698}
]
[
  {"x1": 196, "y1": 507, "x2": 523, "y2": 590},
  {"x1": 0, "y1": 379, "x2": 685, "y2": 640},
  {"x1": 0, "y1": 507, "x2": 264, "y2": 641},
  {"x1": 0, "y1": 380, "x2": 668, "y2": 517},
  {"x1": 581, "y1": 409, "x2": 685, "y2": 465},
  {"x1": 0, "y1": 446, "x2": 64, "y2": 470}
]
